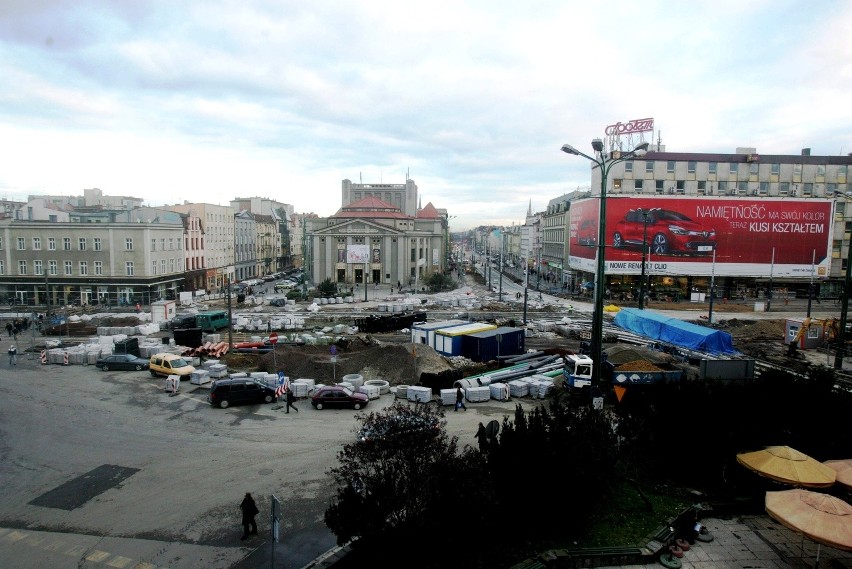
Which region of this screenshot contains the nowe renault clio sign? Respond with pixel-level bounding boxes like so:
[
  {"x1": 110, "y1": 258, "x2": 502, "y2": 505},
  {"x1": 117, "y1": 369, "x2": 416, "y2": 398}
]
[{"x1": 568, "y1": 196, "x2": 834, "y2": 278}]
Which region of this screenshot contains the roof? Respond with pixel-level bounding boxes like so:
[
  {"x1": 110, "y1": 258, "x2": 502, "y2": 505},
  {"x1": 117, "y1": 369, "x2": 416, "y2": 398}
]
[
  {"x1": 416, "y1": 202, "x2": 442, "y2": 219},
  {"x1": 332, "y1": 196, "x2": 410, "y2": 220}
]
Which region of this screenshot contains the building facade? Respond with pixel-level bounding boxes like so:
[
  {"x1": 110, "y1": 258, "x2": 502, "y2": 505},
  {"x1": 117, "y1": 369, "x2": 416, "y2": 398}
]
[
  {"x1": 306, "y1": 182, "x2": 447, "y2": 289},
  {"x1": 166, "y1": 202, "x2": 235, "y2": 293},
  {"x1": 0, "y1": 207, "x2": 185, "y2": 307}
]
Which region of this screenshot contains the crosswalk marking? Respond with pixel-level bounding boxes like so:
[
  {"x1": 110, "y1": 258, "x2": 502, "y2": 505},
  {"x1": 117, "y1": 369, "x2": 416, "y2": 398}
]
[
  {"x1": 0, "y1": 527, "x2": 160, "y2": 569},
  {"x1": 85, "y1": 549, "x2": 111, "y2": 562},
  {"x1": 105, "y1": 555, "x2": 134, "y2": 568}
]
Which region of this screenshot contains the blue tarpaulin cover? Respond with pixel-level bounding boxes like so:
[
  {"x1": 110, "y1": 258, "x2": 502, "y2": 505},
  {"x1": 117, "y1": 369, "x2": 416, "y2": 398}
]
[{"x1": 613, "y1": 307, "x2": 736, "y2": 354}]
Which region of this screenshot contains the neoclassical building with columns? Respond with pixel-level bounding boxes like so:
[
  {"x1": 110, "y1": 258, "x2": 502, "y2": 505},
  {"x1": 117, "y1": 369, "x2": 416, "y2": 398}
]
[{"x1": 305, "y1": 179, "x2": 448, "y2": 288}]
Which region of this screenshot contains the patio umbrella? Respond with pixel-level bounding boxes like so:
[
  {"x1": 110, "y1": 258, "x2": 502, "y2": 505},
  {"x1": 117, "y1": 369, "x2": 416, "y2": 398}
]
[
  {"x1": 765, "y1": 489, "x2": 852, "y2": 567},
  {"x1": 824, "y1": 459, "x2": 852, "y2": 490},
  {"x1": 737, "y1": 446, "x2": 836, "y2": 488}
]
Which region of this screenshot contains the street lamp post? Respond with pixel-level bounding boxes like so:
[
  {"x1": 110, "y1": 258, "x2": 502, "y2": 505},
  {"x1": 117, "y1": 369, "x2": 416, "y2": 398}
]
[
  {"x1": 561, "y1": 139, "x2": 649, "y2": 388},
  {"x1": 638, "y1": 208, "x2": 658, "y2": 310}
]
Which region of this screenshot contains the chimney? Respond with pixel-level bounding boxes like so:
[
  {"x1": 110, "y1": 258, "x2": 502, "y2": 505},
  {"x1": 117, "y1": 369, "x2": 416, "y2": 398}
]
[{"x1": 801, "y1": 148, "x2": 811, "y2": 156}]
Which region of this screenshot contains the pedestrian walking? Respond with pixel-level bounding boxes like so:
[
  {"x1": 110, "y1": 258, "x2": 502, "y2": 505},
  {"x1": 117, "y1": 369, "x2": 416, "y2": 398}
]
[
  {"x1": 5, "y1": 322, "x2": 11, "y2": 337},
  {"x1": 240, "y1": 492, "x2": 259, "y2": 540},
  {"x1": 285, "y1": 387, "x2": 299, "y2": 413},
  {"x1": 8, "y1": 344, "x2": 17, "y2": 366},
  {"x1": 455, "y1": 386, "x2": 466, "y2": 411},
  {"x1": 475, "y1": 422, "x2": 488, "y2": 452}
]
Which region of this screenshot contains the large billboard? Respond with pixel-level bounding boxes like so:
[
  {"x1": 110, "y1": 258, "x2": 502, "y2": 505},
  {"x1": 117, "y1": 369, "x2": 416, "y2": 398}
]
[{"x1": 568, "y1": 196, "x2": 834, "y2": 278}]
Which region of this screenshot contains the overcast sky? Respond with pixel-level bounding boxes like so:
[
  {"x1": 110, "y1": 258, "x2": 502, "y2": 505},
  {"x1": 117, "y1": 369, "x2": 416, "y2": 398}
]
[{"x1": 1, "y1": 1, "x2": 850, "y2": 231}]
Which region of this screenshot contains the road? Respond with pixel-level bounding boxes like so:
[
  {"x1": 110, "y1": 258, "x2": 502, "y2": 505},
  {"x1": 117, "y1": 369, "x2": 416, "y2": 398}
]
[{"x1": 0, "y1": 354, "x2": 522, "y2": 569}]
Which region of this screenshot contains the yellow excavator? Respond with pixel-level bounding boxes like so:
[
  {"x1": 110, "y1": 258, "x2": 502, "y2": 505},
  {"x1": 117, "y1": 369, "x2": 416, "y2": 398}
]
[{"x1": 788, "y1": 317, "x2": 840, "y2": 357}]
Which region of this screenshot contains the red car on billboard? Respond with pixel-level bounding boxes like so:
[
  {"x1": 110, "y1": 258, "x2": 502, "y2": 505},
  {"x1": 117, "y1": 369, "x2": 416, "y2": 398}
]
[{"x1": 612, "y1": 207, "x2": 716, "y2": 256}]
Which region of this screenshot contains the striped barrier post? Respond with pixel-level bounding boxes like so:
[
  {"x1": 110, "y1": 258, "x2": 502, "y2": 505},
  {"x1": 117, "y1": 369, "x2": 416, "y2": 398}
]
[
  {"x1": 40, "y1": 350, "x2": 47, "y2": 364},
  {"x1": 63, "y1": 352, "x2": 69, "y2": 365}
]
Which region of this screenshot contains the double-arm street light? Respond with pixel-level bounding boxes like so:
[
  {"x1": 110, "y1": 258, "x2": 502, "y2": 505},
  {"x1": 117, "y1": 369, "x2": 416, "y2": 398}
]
[
  {"x1": 561, "y1": 139, "x2": 649, "y2": 388},
  {"x1": 637, "y1": 207, "x2": 660, "y2": 310}
]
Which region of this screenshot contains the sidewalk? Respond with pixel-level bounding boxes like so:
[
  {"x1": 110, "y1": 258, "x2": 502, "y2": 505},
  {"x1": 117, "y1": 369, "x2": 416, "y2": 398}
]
[{"x1": 595, "y1": 514, "x2": 852, "y2": 569}]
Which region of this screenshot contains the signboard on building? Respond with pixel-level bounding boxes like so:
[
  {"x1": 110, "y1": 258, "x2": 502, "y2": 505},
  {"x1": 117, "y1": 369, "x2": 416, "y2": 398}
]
[
  {"x1": 567, "y1": 196, "x2": 834, "y2": 278},
  {"x1": 346, "y1": 244, "x2": 369, "y2": 263}
]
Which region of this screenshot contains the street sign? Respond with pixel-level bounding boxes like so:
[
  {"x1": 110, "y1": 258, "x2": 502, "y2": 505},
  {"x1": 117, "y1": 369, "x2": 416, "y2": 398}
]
[
  {"x1": 330, "y1": 345, "x2": 337, "y2": 356},
  {"x1": 269, "y1": 332, "x2": 278, "y2": 345}
]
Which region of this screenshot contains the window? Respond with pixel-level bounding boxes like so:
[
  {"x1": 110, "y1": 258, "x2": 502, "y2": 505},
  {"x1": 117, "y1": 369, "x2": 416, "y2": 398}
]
[
  {"x1": 94, "y1": 237, "x2": 101, "y2": 251},
  {"x1": 634, "y1": 179, "x2": 644, "y2": 192},
  {"x1": 169, "y1": 258, "x2": 175, "y2": 272},
  {"x1": 828, "y1": 183, "x2": 837, "y2": 194},
  {"x1": 759, "y1": 182, "x2": 769, "y2": 195},
  {"x1": 17, "y1": 237, "x2": 25, "y2": 250},
  {"x1": 160, "y1": 238, "x2": 165, "y2": 251},
  {"x1": 63, "y1": 237, "x2": 71, "y2": 250},
  {"x1": 624, "y1": 161, "x2": 633, "y2": 173},
  {"x1": 151, "y1": 239, "x2": 156, "y2": 251},
  {"x1": 0, "y1": 260, "x2": 3, "y2": 275},
  {"x1": 719, "y1": 181, "x2": 728, "y2": 194},
  {"x1": 771, "y1": 163, "x2": 780, "y2": 175},
  {"x1": 655, "y1": 180, "x2": 664, "y2": 193},
  {"x1": 48, "y1": 237, "x2": 56, "y2": 250},
  {"x1": 676, "y1": 180, "x2": 685, "y2": 193},
  {"x1": 613, "y1": 179, "x2": 622, "y2": 191},
  {"x1": 152, "y1": 261, "x2": 157, "y2": 275},
  {"x1": 126, "y1": 261, "x2": 134, "y2": 276},
  {"x1": 0, "y1": 237, "x2": 3, "y2": 249},
  {"x1": 79, "y1": 261, "x2": 88, "y2": 276},
  {"x1": 18, "y1": 260, "x2": 27, "y2": 275},
  {"x1": 48, "y1": 260, "x2": 57, "y2": 275},
  {"x1": 749, "y1": 162, "x2": 758, "y2": 175},
  {"x1": 32, "y1": 237, "x2": 41, "y2": 250},
  {"x1": 645, "y1": 161, "x2": 654, "y2": 173},
  {"x1": 666, "y1": 161, "x2": 675, "y2": 173},
  {"x1": 688, "y1": 161, "x2": 696, "y2": 173},
  {"x1": 779, "y1": 182, "x2": 790, "y2": 195},
  {"x1": 794, "y1": 164, "x2": 803, "y2": 176},
  {"x1": 697, "y1": 181, "x2": 706, "y2": 194},
  {"x1": 803, "y1": 183, "x2": 813, "y2": 196},
  {"x1": 169, "y1": 238, "x2": 174, "y2": 250},
  {"x1": 729, "y1": 163, "x2": 739, "y2": 176},
  {"x1": 125, "y1": 238, "x2": 133, "y2": 251},
  {"x1": 79, "y1": 237, "x2": 87, "y2": 250},
  {"x1": 709, "y1": 162, "x2": 717, "y2": 174},
  {"x1": 94, "y1": 261, "x2": 103, "y2": 275},
  {"x1": 34, "y1": 260, "x2": 43, "y2": 275},
  {"x1": 64, "y1": 261, "x2": 73, "y2": 275}
]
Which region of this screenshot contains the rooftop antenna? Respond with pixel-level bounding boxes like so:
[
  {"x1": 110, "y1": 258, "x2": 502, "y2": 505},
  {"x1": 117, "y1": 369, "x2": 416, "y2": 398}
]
[
  {"x1": 359, "y1": 172, "x2": 362, "y2": 184},
  {"x1": 657, "y1": 131, "x2": 662, "y2": 147}
]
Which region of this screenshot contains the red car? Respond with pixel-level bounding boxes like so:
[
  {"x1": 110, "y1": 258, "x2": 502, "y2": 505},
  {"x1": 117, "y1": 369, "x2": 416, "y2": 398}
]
[
  {"x1": 311, "y1": 385, "x2": 369, "y2": 410},
  {"x1": 612, "y1": 208, "x2": 716, "y2": 255},
  {"x1": 576, "y1": 218, "x2": 597, "y2": 247}
]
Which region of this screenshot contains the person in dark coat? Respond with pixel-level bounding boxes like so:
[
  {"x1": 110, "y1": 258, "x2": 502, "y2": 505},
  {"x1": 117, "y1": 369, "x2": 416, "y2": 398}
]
[
  {"x1": 455, "y1": 386, "x2": 466, "y2": 411},
  {"x1": 475, "y1": 422, "x2": 488, "y2": 452},
  {"x1": 240, "y1": 492, "x2": 259, "y2": 540},
  {"x1": 285, "y1": 388, "x2": 299, "y2": 413}
]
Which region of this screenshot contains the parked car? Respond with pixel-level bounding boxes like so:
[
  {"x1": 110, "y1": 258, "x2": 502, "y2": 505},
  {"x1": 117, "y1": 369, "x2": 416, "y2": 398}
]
[
  {"x1": 96, "y1": 353, "x2": 150, "y2": 371},
  {"x1": 169, "y1": 314, "x2": 197, "y2": 330},
  {"x1": 612, "y1": 208, "x2": 716, "y2": 255},
  {"x1": 274, "y1": 282, "x2": 294, "y2": 292},
  {"x1": 311, "y1": 385, "x2": 369, "y2": 410},
  {"x1": 149, "y1": 353, "x2": 196, "y2": 377},
  {"x1": 207, "y1": 378, "x2": 277, "y2": 408},
  {"x1": 269, "y1": 298, "x2": 288, "y2": 307}
]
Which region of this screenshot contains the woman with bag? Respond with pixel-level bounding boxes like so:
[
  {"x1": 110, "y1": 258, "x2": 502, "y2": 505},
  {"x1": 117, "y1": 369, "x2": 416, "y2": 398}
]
[
  {"x1": 240, "y1": 492, "x2": 259, "y2": 540},
  {"x1": 455, "y1": 386, "x2": 466, "y2": 411}
]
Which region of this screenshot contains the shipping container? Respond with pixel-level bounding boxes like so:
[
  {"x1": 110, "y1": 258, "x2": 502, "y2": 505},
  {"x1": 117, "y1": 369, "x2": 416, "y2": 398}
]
[{"x1": 460, "y1": 326, "x2": 525, "y2": 362}]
